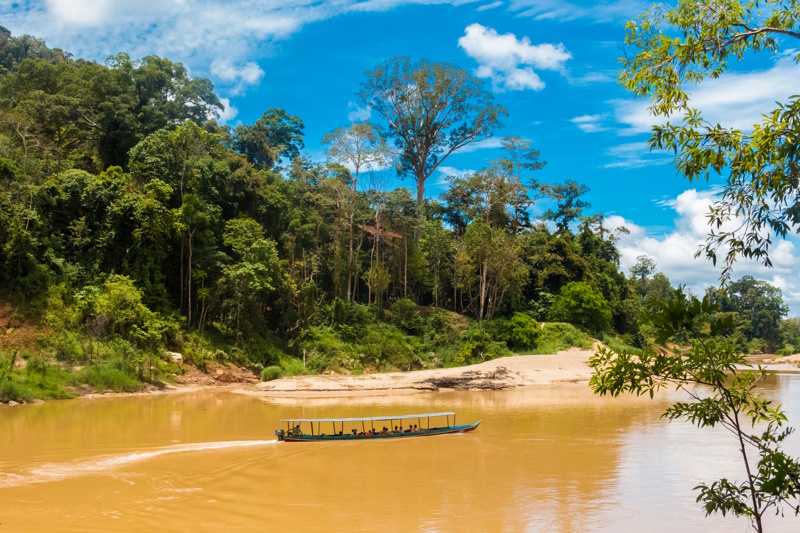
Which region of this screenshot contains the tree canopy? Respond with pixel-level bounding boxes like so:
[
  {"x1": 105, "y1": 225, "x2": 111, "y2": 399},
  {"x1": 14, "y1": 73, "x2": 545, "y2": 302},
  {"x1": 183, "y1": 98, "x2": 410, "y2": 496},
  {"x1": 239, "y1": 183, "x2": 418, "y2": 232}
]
[
  {"x1": 360, "y1": 57, "x2": 506, "y2": 211},
  {"x1": 620, "y1": 0, "x2": 800, "y2": 280}
]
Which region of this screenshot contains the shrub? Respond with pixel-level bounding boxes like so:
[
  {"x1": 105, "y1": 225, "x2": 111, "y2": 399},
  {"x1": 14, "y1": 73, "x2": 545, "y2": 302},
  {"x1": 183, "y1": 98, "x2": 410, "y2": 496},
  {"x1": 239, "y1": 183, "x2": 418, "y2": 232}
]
[
  {"x1": 549, "y1": 282, "x2": 612, "y2": 335},
  {"x1": 424, "y1": 310, "x2": 457, "y2": 348},
  {"x1": 72, "y1": 360, "x2": 139, "y2": 392},
  {"x1": 280, "y1": 356, "x2": 309, "y2": 376},
  {"x1": 502, "y1": 313, "x2": 541, "y2": 350},
  {"x1": 260, "y1": 365, "x2": 284, "y2": 381},
  {"x1": 532, "y1": 323, "x2": 594, "y2": 354},
  {"x1": 0, "y1": 379, "x2": 35, "y2": 403},
  {"x1": 389, "y1": 298, "x2": 424, "y2": 334},
  {"x1": 453, "y1": 325, "x2": 510, "y2": 365}
]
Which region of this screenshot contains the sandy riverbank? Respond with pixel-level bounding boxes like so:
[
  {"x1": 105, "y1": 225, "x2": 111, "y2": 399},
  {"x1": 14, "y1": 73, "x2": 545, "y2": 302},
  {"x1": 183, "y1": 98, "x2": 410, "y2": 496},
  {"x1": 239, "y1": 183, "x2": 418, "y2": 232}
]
[{"x1": 239, "y1": 347, "x2": 596, "y2": 398}]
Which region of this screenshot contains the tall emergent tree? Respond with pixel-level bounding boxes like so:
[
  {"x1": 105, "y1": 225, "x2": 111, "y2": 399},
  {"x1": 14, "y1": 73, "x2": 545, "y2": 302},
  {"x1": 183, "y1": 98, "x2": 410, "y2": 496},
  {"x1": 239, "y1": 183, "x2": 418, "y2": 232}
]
[
  {"x1": 620, "y1": 0, "x2": 800, "y2": 280},
  {"x1": 232, "y1": 108, "x2": 304, "y2": 170},
  {"x1": 359, "y1": 57, "x2": 506, "y2": 215},
  {"x1": 540, "y1": 180, "x2": 590, "y2": 233}
]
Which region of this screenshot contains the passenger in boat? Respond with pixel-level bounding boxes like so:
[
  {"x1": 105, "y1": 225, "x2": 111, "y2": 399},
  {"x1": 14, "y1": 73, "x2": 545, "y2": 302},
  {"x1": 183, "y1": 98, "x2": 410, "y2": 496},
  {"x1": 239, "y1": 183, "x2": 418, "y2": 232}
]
[
  {"x1": 393, "y1": 426, "x2": 400, "y2": 433},
  {"x1": 403, "y1": 426, "x2": 412, "y2": 433},
  {"x1": 351, "y1": 429, "x2": 357, "y2": 436},
  {"x1": 292, "y1": 425, "x2": 303, "y2": 437},
  {"x1": 380, "y1": 427, "x2": 388, "y2": 434},
  {"x1": 413, "y1": 424, "x2": 419, "y2": 432}
]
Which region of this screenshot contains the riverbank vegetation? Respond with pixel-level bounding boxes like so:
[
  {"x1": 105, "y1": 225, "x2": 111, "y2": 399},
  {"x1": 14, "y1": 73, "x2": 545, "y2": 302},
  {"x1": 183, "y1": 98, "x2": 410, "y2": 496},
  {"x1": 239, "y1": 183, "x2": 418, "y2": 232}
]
[
  {"x1": 591, "y1": 0, "x2": 800, "y2": 529},
  {"x1": 0, "y1": 26, "x2": 794, "y2": 403}
]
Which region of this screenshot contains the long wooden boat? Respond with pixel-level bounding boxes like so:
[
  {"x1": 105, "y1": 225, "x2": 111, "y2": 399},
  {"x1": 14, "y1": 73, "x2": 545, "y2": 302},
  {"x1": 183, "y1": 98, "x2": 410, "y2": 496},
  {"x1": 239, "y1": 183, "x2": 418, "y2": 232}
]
[{"x1": 275, "y1": 412, "x2": 480, "y2": 442}]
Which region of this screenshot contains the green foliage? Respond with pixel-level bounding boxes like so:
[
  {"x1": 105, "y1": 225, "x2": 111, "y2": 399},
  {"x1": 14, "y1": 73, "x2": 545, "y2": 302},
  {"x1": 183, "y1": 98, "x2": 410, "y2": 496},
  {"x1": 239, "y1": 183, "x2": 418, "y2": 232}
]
[
  {"x1": 549, "y1": 281, "x2": 612, "y2": 335},
  {"x1": 590, "y1": 288, "x2": 800, "y2": 529},
  {"x1": 71, "y1": 360, "x2": 140, "y2": 392},
  {"x1": 360, "y1": 57, "x2": 506, "y2": 208},
  {"x1": 620, "y1": 0, "x2": 800, "y2": 280},
  {"x1": 260, "y1": 365, "x2": 283, "y2": 381},
  {"x1": 532, "y1": 323, "x2": 594, "y2": 354},
  {"x1": 389, "y1": 298, "x2": 424, "y2": 334},
  {"x1": 501, "y1": 312, "x2": 541, "y2": 350}
]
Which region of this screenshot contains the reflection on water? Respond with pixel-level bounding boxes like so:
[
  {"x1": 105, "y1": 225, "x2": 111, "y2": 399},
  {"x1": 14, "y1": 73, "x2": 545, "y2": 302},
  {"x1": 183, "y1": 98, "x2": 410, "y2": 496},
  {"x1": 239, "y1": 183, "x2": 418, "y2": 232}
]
[{"x1": 0, "y1": 375, "x2": 798, "y2": 532}]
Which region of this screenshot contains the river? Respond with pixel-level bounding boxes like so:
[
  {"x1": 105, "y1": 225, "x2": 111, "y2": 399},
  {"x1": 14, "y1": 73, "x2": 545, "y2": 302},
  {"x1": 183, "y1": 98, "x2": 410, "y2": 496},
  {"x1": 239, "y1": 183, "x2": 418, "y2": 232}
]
[{"x1": 1, "y1": 376, "x2": 799, "y2": 532}]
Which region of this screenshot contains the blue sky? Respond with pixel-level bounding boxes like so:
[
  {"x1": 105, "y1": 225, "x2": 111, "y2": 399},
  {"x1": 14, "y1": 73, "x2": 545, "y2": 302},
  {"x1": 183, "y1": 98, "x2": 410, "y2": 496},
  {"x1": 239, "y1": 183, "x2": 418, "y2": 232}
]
[{"x1": 4, "y1": 0, "x2": 800, "y2": 313}]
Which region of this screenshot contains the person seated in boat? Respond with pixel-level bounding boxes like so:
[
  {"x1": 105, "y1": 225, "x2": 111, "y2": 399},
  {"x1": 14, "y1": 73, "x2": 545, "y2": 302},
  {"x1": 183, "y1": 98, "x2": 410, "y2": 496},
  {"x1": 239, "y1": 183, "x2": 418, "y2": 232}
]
[
  {"x1": 393, "y1": 426, "x2": 400, "y2": 433},
  {"x1": 350, "y1": 429, "x2": 357, "y2": 436},
  {"x1": 380, "y1": 427, "x2": 388, "y2": 434},
  {"x1": 413, "y1": 424, "x2": 419, "y2": 432},
  {"x1": 403, "y1": 426, "x2": 412, "y2": 433},
  {"x1": 291, "y1": 425, "x2": 303, "y2": 437}
]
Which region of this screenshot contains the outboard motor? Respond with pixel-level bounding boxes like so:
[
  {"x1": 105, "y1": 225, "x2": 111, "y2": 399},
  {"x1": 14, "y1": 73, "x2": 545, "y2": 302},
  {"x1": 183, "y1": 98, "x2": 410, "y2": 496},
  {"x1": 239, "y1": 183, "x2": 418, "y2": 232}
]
[{"x1": 275, "y1": 429, "x2": 285, "y2": 442}]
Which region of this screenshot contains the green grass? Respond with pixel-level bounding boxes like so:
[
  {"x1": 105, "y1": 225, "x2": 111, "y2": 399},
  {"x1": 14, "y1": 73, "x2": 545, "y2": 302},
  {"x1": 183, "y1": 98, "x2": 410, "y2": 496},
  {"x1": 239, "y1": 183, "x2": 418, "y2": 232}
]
[
  {"x1": 601, "y1": 333, "x2": 644, "y2": 356},
  {"x1": 260, "y1": 365, "x2": 283, "y2": 381},
  {"x1": 0, "y1": 367, "x2": 77, "y2": 403},
  {"x1": 70, "y1": 360, "x2": 140, "y2": 392},
  {"x1": 515, "y1": 322, "x2": 594, "y2": 355}
]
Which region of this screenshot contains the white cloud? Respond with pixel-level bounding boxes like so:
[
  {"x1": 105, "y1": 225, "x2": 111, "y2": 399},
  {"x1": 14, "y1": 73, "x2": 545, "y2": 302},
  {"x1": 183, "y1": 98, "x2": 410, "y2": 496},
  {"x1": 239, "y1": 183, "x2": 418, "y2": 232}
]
[
  {"x1": 2, "y1": 1, "x2": 481, "y2": 91},
  {"x1": 615, "y1": 189, "x2": 800, "y2": 314},
  {"x1": 46, "y1": 0, "x2": 113, "y2": 26},
  {"x1": 214, "y1": 97, "x2": 238, "y2": 124},
  {"x1": 347, "y1": 102, "x2": 372, "y2": 122},
  {"x1": 452, "y1": 136, "x2": 506, "y2": 153},
  {"x1": 509, "y1": 0, "x2": 645, "y2": 23},
  {"x1": 603, "y1": 141, "x2": 672, "y2": 169},
  {"x1": 571, "y1": 114, "x2": 607, "y2": 133},
  {"x1": 210, "y1": 59, "x2": 265, "y2": 95},
  {"x1": 477, "y1": 1, "x2": 503, "y2": 11},
  {"x1": 458, "y1": 23, "x2": 571, "y2": 91},
  {"x1": 436, "y1": 165, "x2": 475, "y2": 184},
  {"x1": 612, "y1": 56, "x2": 800, "y2": 135}
]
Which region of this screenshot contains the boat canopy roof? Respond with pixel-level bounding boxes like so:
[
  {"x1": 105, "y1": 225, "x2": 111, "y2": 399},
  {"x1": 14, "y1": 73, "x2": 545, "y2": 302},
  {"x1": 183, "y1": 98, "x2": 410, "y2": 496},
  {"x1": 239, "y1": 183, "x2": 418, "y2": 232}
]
[{"x1": 280, "y1": 412, "x2": 455, "y2": 423}]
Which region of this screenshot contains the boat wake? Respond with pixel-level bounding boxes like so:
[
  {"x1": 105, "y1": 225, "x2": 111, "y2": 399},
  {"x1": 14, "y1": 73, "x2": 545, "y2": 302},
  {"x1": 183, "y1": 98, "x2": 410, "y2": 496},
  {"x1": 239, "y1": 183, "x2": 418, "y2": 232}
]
[{"x1": 0, "y1": 440, "x2": 277, "y2": 488}]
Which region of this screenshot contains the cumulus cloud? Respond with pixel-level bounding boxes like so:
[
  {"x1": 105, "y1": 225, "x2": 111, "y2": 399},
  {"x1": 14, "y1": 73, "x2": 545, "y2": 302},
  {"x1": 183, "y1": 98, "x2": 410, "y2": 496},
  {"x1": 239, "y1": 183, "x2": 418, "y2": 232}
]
[
  {"x1": 458, "y1": 23, "x2": 571, "y2": 91},
  {"x1": 210, "y1": 59, "x2": 265, "y2": 95},
  {"x1": 214, "y1": 97, "x2": 239, "y2": 124},
  {"x1": 347, "y1": 102, "x2": 372, "y2": 122},
  {"x1": 615, "y1": 189, "x2": 800, "y2": 314}
]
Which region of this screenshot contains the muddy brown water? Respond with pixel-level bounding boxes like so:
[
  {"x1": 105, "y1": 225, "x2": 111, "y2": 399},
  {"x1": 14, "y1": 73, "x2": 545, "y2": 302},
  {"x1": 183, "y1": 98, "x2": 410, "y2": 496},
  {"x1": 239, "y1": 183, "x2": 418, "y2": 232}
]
[{"x1": 1, "y1": 376, "x2": 799, "y2": 532}]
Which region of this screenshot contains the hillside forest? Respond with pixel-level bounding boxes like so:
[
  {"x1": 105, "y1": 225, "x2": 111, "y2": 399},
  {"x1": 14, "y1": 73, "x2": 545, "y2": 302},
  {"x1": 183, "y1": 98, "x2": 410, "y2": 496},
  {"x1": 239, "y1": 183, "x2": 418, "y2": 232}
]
[{"x1": 0, "y1": 27, "x2": 795, "y2": 401}]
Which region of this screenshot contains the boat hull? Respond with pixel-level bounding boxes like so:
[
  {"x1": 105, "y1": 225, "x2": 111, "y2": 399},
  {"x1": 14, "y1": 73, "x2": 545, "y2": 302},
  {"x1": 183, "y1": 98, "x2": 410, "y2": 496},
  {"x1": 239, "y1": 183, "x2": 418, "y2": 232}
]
[{"x1": 282, "y1": 421, "x2": 481, "y2": 442}]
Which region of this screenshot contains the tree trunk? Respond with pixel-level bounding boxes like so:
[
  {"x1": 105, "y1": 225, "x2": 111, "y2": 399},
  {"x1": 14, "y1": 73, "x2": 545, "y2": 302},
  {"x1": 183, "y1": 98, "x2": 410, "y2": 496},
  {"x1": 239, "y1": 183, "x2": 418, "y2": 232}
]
[
  {"x1": 478, "y1": 260, "x2": 488, "y2": 321},
  {"x1": 415, "y1": 173, "x2": 426, "y2": 241},
  {"x1": 187, "y1": 229, "x2": 194, "y2": 327},
  {"x1": 404, "y1": 232, "x2": 408, "y2": 299},
  {"x1": 347, "y1": 210, "x2": 354, "y2": 301},
  {"x1": 180, "y1": 236, "x2": 185, "y2": 311}
]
